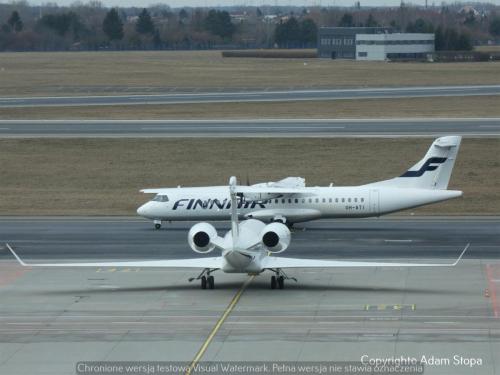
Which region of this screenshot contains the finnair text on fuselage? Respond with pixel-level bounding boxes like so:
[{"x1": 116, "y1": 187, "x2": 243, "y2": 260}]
[{"x1": 172, "y1": 197, "x2": 266, "y2": 210}]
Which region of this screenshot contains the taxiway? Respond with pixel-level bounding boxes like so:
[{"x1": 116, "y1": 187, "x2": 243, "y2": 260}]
[
  {"x1": 0, "y1": 217, "x2": 499, "y2": 374},
  {"x1": 1, "y1": 118, "x2": 500, "y2": 138},
  {"x1": 1, "y1": 85, "x2": 500, "y2": 108}
]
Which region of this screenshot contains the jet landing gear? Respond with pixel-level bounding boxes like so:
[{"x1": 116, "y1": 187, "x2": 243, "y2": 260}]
[
  {"x1": 154, "y1": 220, "x2": 162, "y2": 230},
  {"x1": 189, "y1": 268, "x2": 219, "y2": 289},
  {"x1": 268, "y1": 268, "x2": 297, "y2": 290}
]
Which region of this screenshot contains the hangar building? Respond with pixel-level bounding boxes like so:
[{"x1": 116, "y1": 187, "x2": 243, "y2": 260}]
[
  {"x1": 318, "y1": 27, "x2": 435, "y2": 60},
  {"x1": 318, "y1": 27, "x2": 391, "y2": 59}
]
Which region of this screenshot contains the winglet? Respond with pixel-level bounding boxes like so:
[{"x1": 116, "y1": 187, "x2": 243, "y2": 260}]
[
  {"x1": 451, "y1": 243, "x2": 470, "y2": 266},
  {"x1": 6, "y1": 243, "x2": 28, "y2": 267}
]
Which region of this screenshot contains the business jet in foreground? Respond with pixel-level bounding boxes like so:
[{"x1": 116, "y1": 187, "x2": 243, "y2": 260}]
[
  {"x1": 137, "y1": 136, "x2": 462, "y2": 229},
  {"x1": 8, "y1": 177, "x2": 469, "y2": 289}
]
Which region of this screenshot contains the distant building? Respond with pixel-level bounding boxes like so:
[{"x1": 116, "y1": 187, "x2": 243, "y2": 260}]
[
  {"x1": 356, "y1": 33, "x2": 435, "y2": 61},
  {"x1": 318, "y1": 27, "x2": 435, "y2": 61},
  {"x1": 263, "y1": 15, "x2": 278, "y2": 23},
  {"x1": 318, "y1": 27, "x2": 392, "y2": 59},
  {"x1": 458, "y1": 5, "x2": 480, "y2": 17},
  {"x1": 230, "y1": 13, "x2": 248, "y2": 23}
]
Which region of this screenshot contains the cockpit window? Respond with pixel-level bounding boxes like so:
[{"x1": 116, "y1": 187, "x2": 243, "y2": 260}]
[{"x1": 152, "y1": 194, "x2": 169, "y2": 202}]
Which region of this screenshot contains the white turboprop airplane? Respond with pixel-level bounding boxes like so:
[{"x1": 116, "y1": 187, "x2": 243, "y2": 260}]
[
  {"x1": 7, "y1": 177, "x2": 469, "y2": 289},
  {"x1": 137, "y1": 136, "x2": 463, "y2": 229}
]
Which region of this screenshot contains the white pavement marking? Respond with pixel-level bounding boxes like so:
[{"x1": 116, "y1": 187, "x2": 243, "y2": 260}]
[
  {"x1": 0, "y1": 117, "x2": 499, "y2": 123},
  {"x1": 0, "y1": 314, "x2": 494, "y2": 319},
  {"x1": 140, "y1": 126, "x2": 346, "y2": 131},
  {"x1": 1, "y1": 84, "x2": 500, "y2": 100}
]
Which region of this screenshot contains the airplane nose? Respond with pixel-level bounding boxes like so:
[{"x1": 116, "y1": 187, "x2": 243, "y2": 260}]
[{"x1": 137, "y1": 203, "x2": 148, "y2": 216}]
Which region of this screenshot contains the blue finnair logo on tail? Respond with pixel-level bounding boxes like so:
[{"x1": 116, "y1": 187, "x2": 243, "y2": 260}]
[{"x1": 400, "y1": 157, "x2": 447, "y2": 177}]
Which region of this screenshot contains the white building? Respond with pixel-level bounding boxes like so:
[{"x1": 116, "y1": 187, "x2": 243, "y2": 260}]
[{"x1": 355, "y1": 33, "x2": 434, "y2": 61}]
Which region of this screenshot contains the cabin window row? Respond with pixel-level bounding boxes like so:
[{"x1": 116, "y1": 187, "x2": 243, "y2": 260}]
[{"x1": 266, "y1": 197, "x2": 365, "y2": 204}]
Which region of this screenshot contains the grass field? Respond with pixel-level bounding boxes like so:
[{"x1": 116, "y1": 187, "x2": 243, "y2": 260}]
[
  {"x1": 1, "y1": 51, "x2": 500, "y2": 97},
  {"x1": 0, "y1": 138, "x2": 497, "y2": 216},
  {"x1": 1, "y1": 96, "x2": 499, "y2": 119}
]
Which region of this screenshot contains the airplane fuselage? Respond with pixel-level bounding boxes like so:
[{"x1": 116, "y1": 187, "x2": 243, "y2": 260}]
[
  {"x1": 138, "y1": 136, "x2": 463, "y2": 227},
  {"x1": 137, "y1": 185, "x2": 462, "y2": 224}
]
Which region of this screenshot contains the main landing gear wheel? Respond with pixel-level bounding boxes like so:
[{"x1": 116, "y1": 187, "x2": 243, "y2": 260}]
[
  {"x1": 207, "y1": 275, "x2": 215, "y2": 289},
  {"x1": 277, "y1": 276, "x2": 285, "y2": 289},
  {"x1": 271, "y1": 276, "x2": 277, "y2": 289},
  {"x1": 268, "y1": 268, "x2": 296, "y2": 289},
  {"x1": 191, "y1": 268, "x2": 219, "y2": 290},
  {"x1": 154, "y1": 224, "x2": 161, "y2": 230}
]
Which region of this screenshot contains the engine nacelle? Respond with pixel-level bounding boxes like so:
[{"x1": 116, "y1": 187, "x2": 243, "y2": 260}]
[
  {"x1": 260, "y1": 222, "x2": 291, "y2": 253},
  {"x1": 188, "y1": 223, "x2": 218, "y2": 254}
]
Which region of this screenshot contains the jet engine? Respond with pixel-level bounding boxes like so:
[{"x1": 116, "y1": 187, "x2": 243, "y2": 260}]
[
  {"x1": 260, "y1": 222, "x2": 291, "y2": 253},
  {"x1": 188, "y1": 223, "x2": 218, "y2": 254}
]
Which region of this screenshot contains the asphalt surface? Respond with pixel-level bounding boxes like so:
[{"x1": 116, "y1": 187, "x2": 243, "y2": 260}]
[
  {"x1": 0, "y1": 217, "x2": 498, "y2": 260},
  {"x1": 1, "y1": 85, "x2": 500, "y2": 108},
  {"x1": 1, "y1": 118, "x2": 500, "y2": 138},
  {"x1": 0, "y1": 217, "x2": 499, "y2": 375}
]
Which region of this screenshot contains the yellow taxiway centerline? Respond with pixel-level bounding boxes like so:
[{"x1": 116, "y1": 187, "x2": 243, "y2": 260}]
[{"x1": 185, "y1": 276, "x2": 255, "y2": 375}]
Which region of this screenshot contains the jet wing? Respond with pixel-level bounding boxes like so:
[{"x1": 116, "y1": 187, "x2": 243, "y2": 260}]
[
  {"x1": 6, "y1": 244, "x2": 221, "y2": 269},
  {"x1": 262, "y1": 244, "x2": 469, "y2": 269}
]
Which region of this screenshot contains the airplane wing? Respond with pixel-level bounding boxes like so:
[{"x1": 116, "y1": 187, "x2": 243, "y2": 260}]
[
  {"x1": 251, "y1": 177, "x2": 306, "y2": 189},
  {"x1": 236, "y1": 186, "x2": 310, "y2": 194},
  {"x1": 6, "y1": 244, "x2": 221, "y2": 269},
  {"x1": 262, "y1": 244, "x2": 469, "y2": 269}
]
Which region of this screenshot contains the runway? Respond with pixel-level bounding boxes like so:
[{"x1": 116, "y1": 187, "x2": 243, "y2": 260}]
[
  {"x1": 1, "y1": 118, "x2": 500, "y2": 138},
  {"x1": 1, "y1": 85, "x2": 500, "y2": 108},
  {"x1": 0, "y1": 217, "x2": 499, "y2": 374}
]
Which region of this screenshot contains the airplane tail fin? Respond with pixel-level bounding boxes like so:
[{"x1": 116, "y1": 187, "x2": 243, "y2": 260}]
[{"x1": 368, "y1": 136, "x2": 462, "y2": 190}]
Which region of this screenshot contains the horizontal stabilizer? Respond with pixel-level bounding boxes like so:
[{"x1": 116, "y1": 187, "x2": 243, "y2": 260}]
[{"x1": 140, "y1": 188, "x2": 170, "y2": 194}]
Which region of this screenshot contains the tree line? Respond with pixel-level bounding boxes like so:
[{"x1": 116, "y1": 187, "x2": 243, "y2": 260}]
[
  {"x1": 1, "y1": 3, "x2": 499, "y2": 52},
  {"x1": 0, "y1": 6, "x2": 248, "y2": 51}
]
